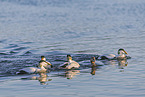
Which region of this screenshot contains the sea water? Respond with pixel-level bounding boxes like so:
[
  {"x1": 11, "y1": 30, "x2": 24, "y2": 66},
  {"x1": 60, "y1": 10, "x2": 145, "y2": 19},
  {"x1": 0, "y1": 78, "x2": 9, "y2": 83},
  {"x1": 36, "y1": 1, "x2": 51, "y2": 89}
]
[{"x1": 0, "y1": 0, "x2": 145, "y2": 97}]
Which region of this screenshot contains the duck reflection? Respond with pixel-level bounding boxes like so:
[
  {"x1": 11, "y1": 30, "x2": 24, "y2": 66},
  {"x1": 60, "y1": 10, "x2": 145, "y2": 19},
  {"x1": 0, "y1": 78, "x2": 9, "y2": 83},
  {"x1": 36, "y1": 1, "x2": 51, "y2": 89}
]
[
  {"x1": 21, "y1": 72, "x2": 52, "y2": 85},
  {"x1": 56, "y1": 70, "x2": 80, "y2": 79},
  {"x1": 65, "y1": 70, "x2": 80, "y2": 79},
  {"x1": 91, "y1": 66, "x2": 97, "y2": 75},
  {"x1": 90, "y1": 57, "x2": 98, "y2": 75},
  {"x1": 117, "y1": 59, "x2": 128, "y2": 69}
]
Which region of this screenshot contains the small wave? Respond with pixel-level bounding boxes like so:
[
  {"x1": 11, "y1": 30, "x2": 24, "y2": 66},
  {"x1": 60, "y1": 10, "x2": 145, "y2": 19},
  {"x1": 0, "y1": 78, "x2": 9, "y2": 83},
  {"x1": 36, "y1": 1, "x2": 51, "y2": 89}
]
[
  {"x1": 22, "y1": 51, "x2": 33, "y2": 56},
  {"x1": 20, "y1": 42, "x2": 33, "y2": 44},
  {"x1": 0, "y1": 53, "x2": 99, "y2": 76},
  {"x1": 0, "y1": 0, "x2": 73, "y2": 6},
  {"x1": 0, "y1": 51, "x2": 18, "y2": 55},
  {"x1": 0, "y1": 52, "x2": 9, "y2": 55},
  {"x1": 13, "y1": 47, "x2": 28, "y2": 51},
  {"x1": 9, "y1": 51, "x2": 18, "y2": 54},
  {"x1": 5, "y1": 44, "x2": 19, "y2": 49},
  {"x1": 0, "y1": 39, "x2": 7, "y2": 43}
]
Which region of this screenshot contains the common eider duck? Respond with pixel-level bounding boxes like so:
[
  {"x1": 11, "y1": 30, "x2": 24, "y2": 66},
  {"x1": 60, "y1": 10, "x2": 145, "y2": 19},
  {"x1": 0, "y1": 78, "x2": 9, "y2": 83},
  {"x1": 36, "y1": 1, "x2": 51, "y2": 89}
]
[
  {"x1": 59, "y1": 55, "x2": 80, "y2": 69},
  {"x1": 16, "y1": 56, "x2": 52, "y2": 74},
  {"x1": 98, "y1": 48, "x2": 130, "y2": 60}
]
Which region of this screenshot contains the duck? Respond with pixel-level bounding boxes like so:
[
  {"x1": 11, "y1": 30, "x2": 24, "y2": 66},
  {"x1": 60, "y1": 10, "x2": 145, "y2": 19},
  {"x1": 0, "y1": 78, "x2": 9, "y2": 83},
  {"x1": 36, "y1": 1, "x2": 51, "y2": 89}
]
[
  {"x1": 59, "y1": 54, "x2": 80, "y2": 69},
  {"x1": 90, "y1": 57, "x2": 97, "y2": 67},
  {"x1": 90, "y1": 57, "x2": 98, "y2": 75},
  {"x1": 97, "y1": 48, "x2": 130, "y2": 60},
  {"x1": 16, "y1": 56, "x2": 52, "y2": 74},
  {"x1": 38, "y1": 56, "x2": 53, "y2": 69}
]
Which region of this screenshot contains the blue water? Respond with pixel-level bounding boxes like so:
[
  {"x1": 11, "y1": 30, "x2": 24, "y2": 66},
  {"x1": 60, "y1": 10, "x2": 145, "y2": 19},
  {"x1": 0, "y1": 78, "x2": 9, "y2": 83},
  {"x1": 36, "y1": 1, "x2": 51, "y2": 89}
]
[{"x1": 0, "y1": 0, "x2": 145, "y2": 97}]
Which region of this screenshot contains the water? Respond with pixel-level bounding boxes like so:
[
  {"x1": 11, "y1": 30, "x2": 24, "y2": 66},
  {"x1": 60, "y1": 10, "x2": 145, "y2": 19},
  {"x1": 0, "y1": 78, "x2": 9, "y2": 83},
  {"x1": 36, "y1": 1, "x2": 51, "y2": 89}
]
[{"x1": 0, "y1": 0, "x2": 145, "y2": 97}]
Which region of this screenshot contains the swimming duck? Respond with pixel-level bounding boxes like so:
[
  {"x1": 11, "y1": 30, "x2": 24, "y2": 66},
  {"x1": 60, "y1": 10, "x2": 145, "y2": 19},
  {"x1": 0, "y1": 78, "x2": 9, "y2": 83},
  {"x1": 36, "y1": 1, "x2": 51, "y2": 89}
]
[
  {"x1": 16, "y1": 56, "x2": 52, "y2": 74},
  {"x1": 90, "y1": 57, "x2": 97, "y2": 75},
  {"x1": 90, "y1": 57, "x2": 97, "y2": 67},
  {"x1": 16, "y1": 64, "x2": 47, "y2": 74},
  {"x1": 59, "y1": 55, "x2": 80, "y2": 69},
  {"x1": 38, "y1": 56, "x2": 53, "y2": 69},
  {"x1": 97, "y1": 48, "x2": 130, "y2": 60}
]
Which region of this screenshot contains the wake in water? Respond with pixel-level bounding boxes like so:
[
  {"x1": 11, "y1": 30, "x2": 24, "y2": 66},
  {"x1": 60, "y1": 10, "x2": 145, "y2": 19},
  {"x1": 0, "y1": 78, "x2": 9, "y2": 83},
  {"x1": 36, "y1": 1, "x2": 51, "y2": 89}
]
[
  {"x1": 0, "y1": 50, "x2": 131, "y2": 77},
  {"x1": 0, "y1": 52, "x2": 100, "y2": 77}
]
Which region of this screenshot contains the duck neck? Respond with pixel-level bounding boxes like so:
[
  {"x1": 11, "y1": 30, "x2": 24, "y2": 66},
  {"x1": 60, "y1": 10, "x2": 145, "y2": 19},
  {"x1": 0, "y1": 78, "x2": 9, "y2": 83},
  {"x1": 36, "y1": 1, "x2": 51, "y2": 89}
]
[
  {"x1": 118, "y1": 51, "x2": 126, "y2": 55},
  {"x1": 67, "y1": 57, "x2": 73, "y2": 62},
  {"x1": 68, "y1": 59, "x2": 73, "y2": 63},
  {"x1": 40, "y1": 65, "x2": 47, "y2": 70}
]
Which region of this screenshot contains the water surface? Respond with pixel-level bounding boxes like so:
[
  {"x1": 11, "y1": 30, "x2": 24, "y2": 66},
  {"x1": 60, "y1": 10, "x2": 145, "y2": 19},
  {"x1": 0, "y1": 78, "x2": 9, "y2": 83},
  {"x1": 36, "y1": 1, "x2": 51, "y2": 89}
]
[{"x1": 0, "y1": 0, "x2": 145, "y2": 97}]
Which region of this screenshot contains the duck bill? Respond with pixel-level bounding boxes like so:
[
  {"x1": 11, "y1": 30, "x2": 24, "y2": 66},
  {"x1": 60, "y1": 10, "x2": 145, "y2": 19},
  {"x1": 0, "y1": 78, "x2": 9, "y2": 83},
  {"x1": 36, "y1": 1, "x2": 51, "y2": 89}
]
[{"x1": 124, "y1": 50, "x2": 128, "y2": 55}]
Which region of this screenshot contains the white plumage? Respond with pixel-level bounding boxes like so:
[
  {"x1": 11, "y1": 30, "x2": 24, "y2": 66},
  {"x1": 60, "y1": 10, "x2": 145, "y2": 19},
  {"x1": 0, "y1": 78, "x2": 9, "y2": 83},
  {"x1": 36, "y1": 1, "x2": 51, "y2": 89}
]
[
  {"x1": 16, "y1": 56, "x2": 52, "y2": 74},
  {"x1": 98, "y1": 48, "x2": 129, "y2": 60},
  {"x1": 59, "y1": 55, "x2": 80, "y2": 69}
]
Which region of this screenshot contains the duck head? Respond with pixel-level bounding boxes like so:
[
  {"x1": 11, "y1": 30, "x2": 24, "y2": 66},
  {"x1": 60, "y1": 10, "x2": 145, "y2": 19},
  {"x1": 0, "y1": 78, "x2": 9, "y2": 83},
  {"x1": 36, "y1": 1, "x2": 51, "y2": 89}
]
[
  {"x1": 90, "y1": 57, "x2": 96, "y2": 64},
  {"x1": 118, "y1": 48, "x2": 128, "y2": 55},
  {"x1": 41, "y1": 56, "x2": 46, "y2": 61},
  {"x1": 67, "y1": 54, "x2": 72, "y2": 61},
  {"x1": 90, "y1": 57, "x2": 97, "y2": 67}
]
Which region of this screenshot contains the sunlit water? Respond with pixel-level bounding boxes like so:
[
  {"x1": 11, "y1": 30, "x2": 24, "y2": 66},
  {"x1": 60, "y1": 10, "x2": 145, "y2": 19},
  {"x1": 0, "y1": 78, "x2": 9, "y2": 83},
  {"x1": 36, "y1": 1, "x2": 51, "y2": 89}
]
[{"x1": 0, "y1": 0, "x2": 145, "y2": 97}]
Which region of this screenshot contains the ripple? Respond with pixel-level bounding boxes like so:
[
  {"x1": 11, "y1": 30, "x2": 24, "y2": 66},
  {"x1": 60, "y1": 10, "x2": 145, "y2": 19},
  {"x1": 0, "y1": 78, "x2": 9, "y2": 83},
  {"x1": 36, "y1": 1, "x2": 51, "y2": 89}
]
[
  {"x1": 0, "y1": 53, "x2": 100, "y2": 76},
  {"x1": 23, "y1": 51, "x2": 32, "y2": 55},
  {"x1": 20, "y1": 42, "x2": 33, "y2": 44},
  {"x1": 0, "y1": 52, "x2": 9, "y2": 55},
  {"x1": 0, "y1": 39, "x2": 7, "y2": 43},
  {"x1": 13, "y1": 47, "x2": 28, "y2": 51},
  {"x1": 5, "y1": 44, "x2": 19, "y2": 49},
  {"x1": 9, "y1": 51, "x2": 18, "y2": 54}
]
